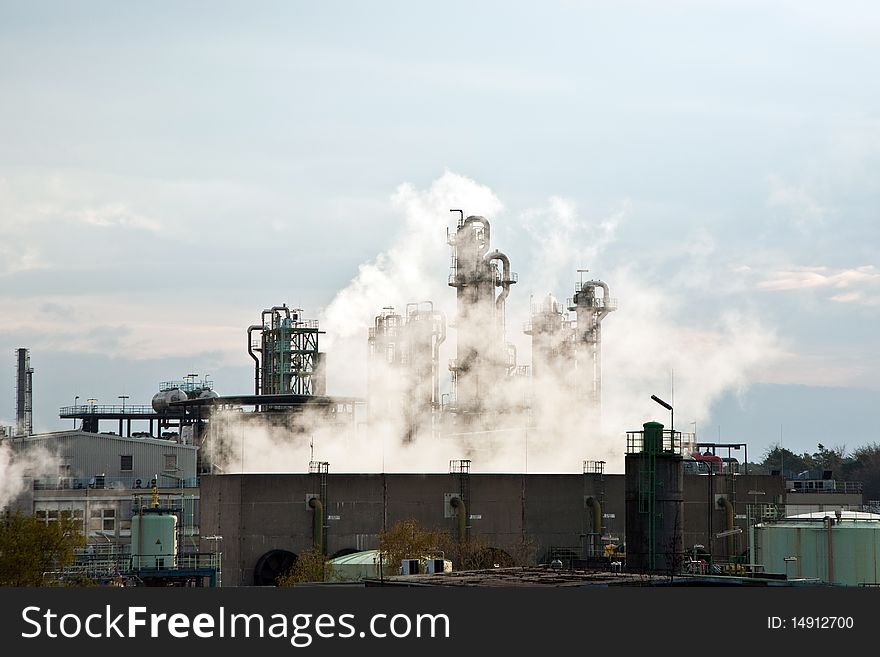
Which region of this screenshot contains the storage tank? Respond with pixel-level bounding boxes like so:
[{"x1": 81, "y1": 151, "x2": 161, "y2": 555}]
[
  {"x1": 752, "y1": 511, "x2": 880, "y2": 585},
  {"x1": 151, "y1": 388, "x2": 187, "y2": 412},
  {"x1": 625, "y1": 421, "x2": 684, "y2": 573},
  {"x1": 131, "y1": 491, "x2": 178, "y2": 570}
]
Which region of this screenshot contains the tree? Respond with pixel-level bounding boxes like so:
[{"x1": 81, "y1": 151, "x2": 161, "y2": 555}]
[
  {"x1": 0, "y1": 511, "x2": 85, "y2": 586},
  {"x1": 379, "y1": 519, "x2": 446, "y2": 571},
  {"x1": 845, "y1": 443, "x2": 880, "y2": 501},
  {"x1": 276, "y1": 547, "x2": 328, "y2": 586},
  {"x1": 761, "y1": 444, "x2": 810, "y2": 477}
]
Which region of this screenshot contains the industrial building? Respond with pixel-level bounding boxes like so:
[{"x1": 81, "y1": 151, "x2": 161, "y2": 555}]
[{"x1": 2, "y1": 212, "x2": 872, "y2": 587}]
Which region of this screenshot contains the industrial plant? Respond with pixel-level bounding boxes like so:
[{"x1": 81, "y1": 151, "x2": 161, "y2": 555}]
[{"x1": 2, "y1": 212, "x2": 876, "y2": 588}]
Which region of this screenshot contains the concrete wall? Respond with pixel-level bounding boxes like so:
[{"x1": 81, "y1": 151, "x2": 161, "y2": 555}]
[
  {"x1": 200, "y1": 471, "x2": 859, "y2": 586},
  {"x1": 201, "y1": 472, "x2": 624, "y2": 587}
]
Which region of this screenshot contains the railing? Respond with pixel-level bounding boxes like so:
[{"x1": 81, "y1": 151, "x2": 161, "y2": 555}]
[
  {"x1": 626, "y1": 429, "x2": 683, "y2": 455},
  {"x1": 60, "y1": 404, "x2": 158, "y2": 415},
  {"x1": 786, "y1": 481, "x2": 863, "y2": 494},
  {"x1": 131, "y1": 553, "x2": 220, "y2": 571},
  {"x1": 159, "y1": 380, "x2": 214, "y2": 392},
  {"x1": 33, "y1": 475, "x2": 198, "y2": 490}
]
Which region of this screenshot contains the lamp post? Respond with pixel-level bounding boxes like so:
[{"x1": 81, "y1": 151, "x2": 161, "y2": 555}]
[
  {"x1": 118, "y1": 395, "x2": 129, "y2": 412},
  {"x1": 74, "y1": 396, "x2": 79, "y2": 429},
  {"x1": 651, "y1": 394, "x2": 673, "y2": 434}
]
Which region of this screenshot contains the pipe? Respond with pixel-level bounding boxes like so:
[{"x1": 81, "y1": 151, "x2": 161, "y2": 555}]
[
  {"x1": 485, "y1": 249, "x2": 513, "y2": 307},
  {"x1": 433, "y1": 312, "x2": 447, "y2": 406},
  {"x1": 825, "y1": 515, "x2": 834, "y2": 584},
  {"x1": 585, "y1": 280, "x2": 612, "y2": 321},
  {"x1": 718, "y1": 496, "x2": 736, "y2": 556},
  {"x1": 462, "y1": 216, "x2": 491, "y2": 256},
  {"x1": 309, "y1": 497, "x2": 324, "y2": 554},
  {"x1": 450, "y1": 496, "x2": 467, "y2": 543},
  {"x1": 585, "y1": 496, "x2": 602, "y2": 557},
  {"x1": 247, "y1": 325, "x2": 262, "y2": 395}
]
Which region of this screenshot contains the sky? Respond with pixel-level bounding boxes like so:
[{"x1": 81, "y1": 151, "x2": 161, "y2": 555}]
[{"x1": 1, "y1": 1, "x2": 879, "y2": 466}]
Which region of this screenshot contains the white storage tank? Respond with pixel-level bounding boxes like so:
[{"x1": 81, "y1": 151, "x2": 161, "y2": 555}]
[{"x1": 151, "y1": 388, "x2": 188, "y2": 412}]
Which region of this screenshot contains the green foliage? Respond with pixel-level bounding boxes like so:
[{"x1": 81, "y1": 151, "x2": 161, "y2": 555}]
[
  {"x1": 760, "y1": 443, "x2": 849, "y2": 478},
  {"x1": 379, "y1": 519, "x2": 446, "y2": 569},
  {"x1": 845, "y1": 443, "x2": 880, "y2": 501},
  {"x1": 0, "y1": 511, "x2": 85, "y2": 586},
  {"x1": 276, "y1": 547, "x2": 328, "y2": 586}
]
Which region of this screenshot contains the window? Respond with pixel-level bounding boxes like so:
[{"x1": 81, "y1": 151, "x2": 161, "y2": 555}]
[
  {"x1": 164, "y1": 454, "x2": 177, "y2": 471},
  {"x1": 36, "y1": 508, "x2": 84, "y2": 532},
  {"x1": 89, "y1": 507, "x2": 116, "y2": 533},
  {"x1": 120, "y1": 455, "x2": 133, "y2": 472}
]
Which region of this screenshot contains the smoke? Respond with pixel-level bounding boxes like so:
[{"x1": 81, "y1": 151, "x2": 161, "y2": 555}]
[
  {"x1": 202, "y1": 172, "x2": 780, "y2": 475},
  {"x1": 0, "y1": 440, "x2": 58, "y2": 511}
]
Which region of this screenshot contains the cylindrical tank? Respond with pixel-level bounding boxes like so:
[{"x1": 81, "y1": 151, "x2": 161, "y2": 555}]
[
  {"x1": 131, "y1": 510, "x2": 178, "y2": 569},
  {"x1": 752, "y1": 511, "x2": 880, "y2": 585},
  {"x1": 198, "y1": 389, "x2": 219, "y2": 400},
  {"x1": 625, "y1": 421, "x2": 684, "y2": 573},
  {"x1": 151, "y1": 388, "x2": 187, "y2": 412}
]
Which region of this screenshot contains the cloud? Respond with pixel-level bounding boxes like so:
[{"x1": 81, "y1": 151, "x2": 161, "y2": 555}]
[
  {"x1": 766, "y1": 175, "x2": 829, "y2": 231},
  {"x1": 757, "y1": 265, "x2": 880, "y2": 304},
  {"x1": 67, "y1": 203, "x2": 163, "y2": 232},
  {"x1": 0, "y1": 244, "x2": 44, "y2": 277},
  {"x1": 520, "y1": 197, "x2": 626, "y2": 297}
]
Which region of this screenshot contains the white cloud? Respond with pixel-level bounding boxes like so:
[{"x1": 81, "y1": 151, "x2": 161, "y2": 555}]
[
  {"x1": 767, "y1": 175, "x2": 829, "y2": 231},
  {"x1": 757, "y1": 265, "x2": 880, "y2": 304}
]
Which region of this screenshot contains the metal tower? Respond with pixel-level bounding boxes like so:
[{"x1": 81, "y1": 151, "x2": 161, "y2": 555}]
[
  {"x1": 568, "y1": 274, "x2": 617, "y2": 415},
  {"x1": 446, "y1": 211, "x2": 517, "y2": 423},
  {"x1": 247, "y1": 305, "x2": 326, "y2": 397},
  {"x1": 15, "y1": 347, "x2": 33, "y2": 436},
  {"x1": 524, "y1": 293, "x2": 574, "y2": 380},
  {"x1": 368, "y1": 303, "x2": 446, "y2": 441}
]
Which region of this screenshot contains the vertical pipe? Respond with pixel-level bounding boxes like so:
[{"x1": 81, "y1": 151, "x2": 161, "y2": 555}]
[
  {"x1": 450, "y1": 497, "x2": 467, "y2": 543},
  {"x1": 718, "y1": 497, "x2": 735, "y2": 556},
  {"x1": 585, "y1": 496, "x2": 602, "y2": 557},
  {"x1": 247, "y1": 325, "x2": 262, "y2": 395},
  {"x1": 309, "y1": 497, "x2": 324, "y2": 554},
  {"x1": 825, "y1": 516, "x2": 834, "y2": 584}
]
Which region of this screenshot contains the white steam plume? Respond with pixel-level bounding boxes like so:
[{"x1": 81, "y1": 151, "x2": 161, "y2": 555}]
[
  {"x1": 203, "y1": 172, "x2": 780, "y2": 475},
  {"x1": 0, "y1": 440, "x2": 58, "y2": 510}
]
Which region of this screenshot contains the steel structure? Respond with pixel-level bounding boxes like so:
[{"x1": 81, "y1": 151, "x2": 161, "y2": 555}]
[
  {"x1": 14, "y1": 347, "x2": 33, "y2": 436},
  {"x1": 367, "y1": 303, "x2": 446, "y2": 441},
  {"x1": 446, "y1": 211, "x2": 517, "y2": 423},
  {"x1": 248, "y1": 305, "x2": 326, "y2": 397},
  {"x1": 568, "y1": 275, "x2": 617, "y2": 415},
  {"x1": 524, "y1": 294, "x2": 574, "y2": 380}
]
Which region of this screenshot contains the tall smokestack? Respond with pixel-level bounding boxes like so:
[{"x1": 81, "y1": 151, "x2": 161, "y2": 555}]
[{"x1": 15, "y1": 348, "x2": 33, "y2": 436}]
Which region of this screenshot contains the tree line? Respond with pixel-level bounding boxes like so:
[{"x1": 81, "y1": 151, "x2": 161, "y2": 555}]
[{"x1": 749, "y1": 442, "x2": 880, "y2": 501}]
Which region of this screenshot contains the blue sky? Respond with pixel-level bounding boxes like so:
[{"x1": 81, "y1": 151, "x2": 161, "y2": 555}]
[{"x1": 1, "y1": 1, "x2": 879, "y2": 463}]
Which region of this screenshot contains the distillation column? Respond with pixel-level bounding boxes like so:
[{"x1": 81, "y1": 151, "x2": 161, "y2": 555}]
[
  {"x1": 568, "y1": 278, "x2": 617, "y2": 420},
  {"x1": 524, "y1": 293, "x2": 574, "y2": 381},
  {"x1": 247, "y1": 305, "x2": 326, "y2": 397},
  {"x1": 446, "y1": 212, "x2": 517, "y2": 425},
  {"x1": 367, "y1": 303, "x2": 446, "y2": 441}
]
